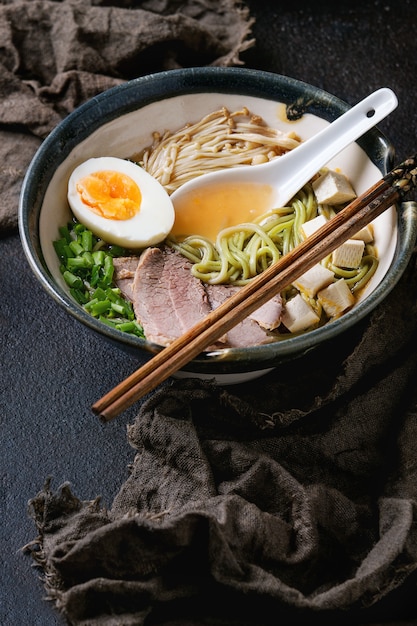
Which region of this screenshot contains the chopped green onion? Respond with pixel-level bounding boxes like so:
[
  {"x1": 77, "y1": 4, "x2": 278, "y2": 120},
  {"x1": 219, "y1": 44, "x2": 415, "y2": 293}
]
[
  {"x1": 102, "y1": 255, "x2": 114, "y2": 285},
  {"x1": 92, "y1": 287, "x2": 107, "y2": 301},
  {"x1": 70, "y1": 287, "x2": 89, "y2": 305},
  {"x1": 74, "y1": 222, "x2": 86, "y2": 235},
  {"x1": 90, "y1": 265, "x2": 100, "y2": 287},
  {"x1": 63, "y1": 244, "x2": 75, "y2": 259},
  {"x1": 69, "y1": 240, "x2": 84, "y2": 256},
  {"x1": 67, "y1": 256, "x2": 89, "y2": 271},
  {"x1": 116, "y1": 321, "x2": 136, "y2": 332},
  {"x1": 63, "y1": 270, "x2": 83, "y2": 289},
  {"x1": 90, "y1": 299, "x2": 111, "y2": 316},
  {"x1": 92, "y1": 250, "x2": 105, "y2": 266},
  {"x1": 58, "y1": 225, "x2": 72, "y2": 243},
  {"x1": 82, "y1": 251, "x2": 94, "y2": 267},
  {"x1": 53, "y1": 218, "x2": 144, "y2": 338},
  {"x1": 110, "y1": 302, "x2": 126, "y2": 315},
  {"x1": 81, "y1": 229, "x2": 93, "y2": 252},
  {"x1": 53, "y1": 239, "x2": 68, "y2": 262}
]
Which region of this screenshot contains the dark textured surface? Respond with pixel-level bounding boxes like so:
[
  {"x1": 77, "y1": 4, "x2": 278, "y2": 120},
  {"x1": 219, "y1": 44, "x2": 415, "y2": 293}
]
[{"x1": 2, "y1": 1, "x2": 417, "y2": 625}]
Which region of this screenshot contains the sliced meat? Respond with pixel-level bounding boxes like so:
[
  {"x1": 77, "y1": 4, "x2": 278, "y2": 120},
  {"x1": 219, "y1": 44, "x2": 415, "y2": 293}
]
[
  {"x1": 113, "y1": 256, "x2": 140, "y2": 301},
  {"x1": 132, "y1": 247, "x2": 212, "y2": 346},
  {"x1": 130, "y1": 246, "x2": 280, "y2": 349},
  {"x1": 249, "y1": 294, "x2": 283, "y2": 330},
  {"x1": 205, "y1": 284, "x2": 274, "y2": 348}
]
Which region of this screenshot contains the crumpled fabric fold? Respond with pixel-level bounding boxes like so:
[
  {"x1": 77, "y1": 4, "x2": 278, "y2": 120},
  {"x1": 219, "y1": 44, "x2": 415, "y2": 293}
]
[
  {"x1": 0, "y1": 0, "x2": 254, "y2": 233},
  {"x1": 24, "y1": 249, "x2": 417, "y2": 625}
]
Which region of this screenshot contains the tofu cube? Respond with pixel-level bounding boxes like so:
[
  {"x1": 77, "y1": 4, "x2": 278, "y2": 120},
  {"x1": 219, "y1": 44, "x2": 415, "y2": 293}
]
[
  {"x1": 293, "y1": 263, "x2": 334, "y2": 298},
  {"x1": 351, "y1": 224, "x2": 374, "y2": 243},
  {"x1": 281, "y1": 294, "x2": 320, "y2": 333},
  {"x1": 312, "y1": 170, "x2": 357, "y2": 205},
  {"x1": 317, "y1": 279, "x2": 355, "y2": 317},
  {"x1": 300, "y1": 214, "x2": 327, "y2": 239},
  {"x1": 332, "y1": 238, "x2": 365, "y2": 269}
]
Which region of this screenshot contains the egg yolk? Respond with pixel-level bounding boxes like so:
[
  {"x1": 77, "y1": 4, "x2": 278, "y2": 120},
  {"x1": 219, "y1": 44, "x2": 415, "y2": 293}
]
[
  {"x1": 171, "y1": 182, "x2": 275, "y2": 242},
  {"x1": 76, "y1": 170, "x2": 142, "y2": 220}
]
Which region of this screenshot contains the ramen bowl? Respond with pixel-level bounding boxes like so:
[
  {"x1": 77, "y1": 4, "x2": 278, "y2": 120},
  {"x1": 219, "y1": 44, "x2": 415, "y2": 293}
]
[{"x1": 18, "y1": 67, "x2": 417, "y2": 383}]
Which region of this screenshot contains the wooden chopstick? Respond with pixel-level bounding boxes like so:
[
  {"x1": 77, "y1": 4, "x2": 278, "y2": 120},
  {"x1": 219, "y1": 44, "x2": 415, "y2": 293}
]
[{"x1": 92, "y1": 156, "x2": 417, "y2": 421}]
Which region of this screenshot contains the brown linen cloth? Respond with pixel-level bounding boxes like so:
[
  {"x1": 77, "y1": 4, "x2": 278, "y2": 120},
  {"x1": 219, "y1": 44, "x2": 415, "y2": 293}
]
[
  {"x1": 25, "y1": 240, "x2": 417, "y2": 625},
  {"x1": 0, "y1": 0, "x2": 254, "y2": 233},
  {"x1": 7, "y1": 1, "x2": 417, "y2": 623}
]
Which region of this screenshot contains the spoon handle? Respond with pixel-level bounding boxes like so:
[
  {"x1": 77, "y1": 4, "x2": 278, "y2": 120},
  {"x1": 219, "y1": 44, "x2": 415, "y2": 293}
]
[{"x1": 274, "y1": 88, "x2": 398, "y2": 206}]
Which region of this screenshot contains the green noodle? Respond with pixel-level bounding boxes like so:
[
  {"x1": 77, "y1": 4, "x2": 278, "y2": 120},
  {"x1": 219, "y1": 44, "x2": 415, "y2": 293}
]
[
  {"x1": 168, "y1": 182, "x2": 379, "y2": 318},
  {"x1": 327, "y1": 253, "x2": 379, "y2": 292}
]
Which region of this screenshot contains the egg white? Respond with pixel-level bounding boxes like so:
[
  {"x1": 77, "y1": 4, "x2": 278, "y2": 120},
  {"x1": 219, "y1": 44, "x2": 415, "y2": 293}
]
[{"x1": 67, "y1": 156, "x2": 175, "y2": 248}]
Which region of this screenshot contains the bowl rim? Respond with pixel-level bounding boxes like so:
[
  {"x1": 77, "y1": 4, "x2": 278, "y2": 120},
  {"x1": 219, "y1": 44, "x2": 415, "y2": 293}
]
[{"x1": 18, "y1": 67, "x2": 417, "y2": 374}]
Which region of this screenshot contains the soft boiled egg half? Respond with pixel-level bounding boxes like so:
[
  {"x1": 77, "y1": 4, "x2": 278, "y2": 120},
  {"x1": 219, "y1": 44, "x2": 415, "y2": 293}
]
[{"x1": 67, "y1": 156, "x2": 175, "y2": 248}]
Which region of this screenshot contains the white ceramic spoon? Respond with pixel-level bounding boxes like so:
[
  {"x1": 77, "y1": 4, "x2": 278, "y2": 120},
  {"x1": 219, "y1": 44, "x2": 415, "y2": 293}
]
[{"x1": 170, "y1": 88, "x2": 398, "y2": 214}]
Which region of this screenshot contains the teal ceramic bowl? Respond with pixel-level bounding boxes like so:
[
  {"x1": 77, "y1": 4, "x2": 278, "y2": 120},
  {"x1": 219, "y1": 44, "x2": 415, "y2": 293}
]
[{"x1": 18, "y1": 67, "x2": 417, "y2": 383}]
